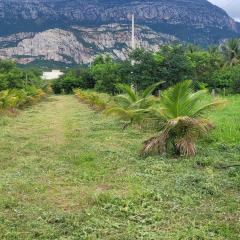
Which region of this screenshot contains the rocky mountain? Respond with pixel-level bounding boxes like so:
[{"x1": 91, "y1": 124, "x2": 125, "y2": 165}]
[
  {"x1": 0, "y1": 25, "x2": 177, "y2": 64},
  {"x1": 0, "y1": 0, "x2": 239, "y2": 65}
]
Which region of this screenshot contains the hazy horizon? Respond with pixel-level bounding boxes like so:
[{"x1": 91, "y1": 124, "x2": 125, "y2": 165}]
[{"x1": 209, "y1": 0, "x2": 240, "y2": 21}]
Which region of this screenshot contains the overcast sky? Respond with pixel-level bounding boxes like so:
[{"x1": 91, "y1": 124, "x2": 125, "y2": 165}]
[{"x1": 209, "y1": 0, "x2": 240, "y2": 21}]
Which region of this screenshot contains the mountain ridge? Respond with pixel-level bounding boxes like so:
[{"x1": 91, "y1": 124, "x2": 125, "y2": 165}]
[
  {"x1": 0, "y1": 24, "x2": 178, "y2": 64},
  {"x1": 0, "y1": 1, "x2": 237, "y2": 27},
  {"x1": 0, "y1": 0, "x2": 239, "y2": 65}
]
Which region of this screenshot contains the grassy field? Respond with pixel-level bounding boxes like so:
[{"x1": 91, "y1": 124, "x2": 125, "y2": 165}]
[{"x1": 0, "y1": 95, "x2": 239, "y2": 239}]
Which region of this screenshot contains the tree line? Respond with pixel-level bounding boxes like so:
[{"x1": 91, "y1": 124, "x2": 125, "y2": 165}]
[
  {"x1": 52, "y1": 39, "x2": 240, "y2": 95},
  {"x1": 0, "y1": 60, "x2": 44, "y2": 90}
]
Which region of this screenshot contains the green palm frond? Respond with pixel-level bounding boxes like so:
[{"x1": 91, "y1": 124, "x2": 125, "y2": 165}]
[
  {"x1": 142, "y1": 80, "x2": 226, "y2": 157},
  {"x1": 0, "y1": 88, "x2": 45, "y2": 111},
  {"x1": 221, "y1": 39, "x2": 240, "y2": 66},
  {"x1": 105, "y1": 107, "x2": 135, "y2": 120},
  {"x1": 192, "y1": 99, "x2": 227, "y2": 117},
  {"x1": 159, "y1": 80, "x2": 226, "y2": 119},
  {"x1": 105, "y1": 107, "x2": 149, "y2": 123},
  {"x1": 160, "y1": 80, "x2": 193, "y2": 118},
  {"x1": 116, "y1": 84, "x2": 137, "y2": 102},
  {"x1": 141, "y1": 81, "x2": 164, "y2": 98},
  {"x1": 114, "y1": 94, "x2": 132, "y2": 108},
  {"x1": 107, "y1": 82, "x2": 162, "y2": 127}
]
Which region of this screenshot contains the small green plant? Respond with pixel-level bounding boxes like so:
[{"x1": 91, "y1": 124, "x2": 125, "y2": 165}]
[
  {"x1": 221, "y1": 39, "x2": 240, "y2": 66},
  {"x1": 141, "y1": 80, "x2": 226, "y2": 157},
  {"x1": 74, "y1": 89, "x2": 110, "y2": 111},
  {"x1": 105, "y1": 82, "x2": 163, "y2": 128},
  {"x1": 0, "y1": 87, "x2": 46, "y2": 113}
]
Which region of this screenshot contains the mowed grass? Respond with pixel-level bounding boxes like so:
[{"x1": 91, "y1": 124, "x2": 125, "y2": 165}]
[
  {"x1": 209, "y1": 95, "x2": 240, "y2": 143},
  {"x1": 0, "y1": 95, "x2": 239, "y2": 239}
]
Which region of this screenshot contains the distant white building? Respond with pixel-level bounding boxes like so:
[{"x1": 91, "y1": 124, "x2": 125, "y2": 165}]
[{"x1": 41, "y1": 70, "x2": 64, "y2": 80}]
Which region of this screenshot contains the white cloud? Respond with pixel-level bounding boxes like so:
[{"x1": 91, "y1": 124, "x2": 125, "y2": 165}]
[{"x1": 208, "y1": 0, "x2": 240, "y2": 19}]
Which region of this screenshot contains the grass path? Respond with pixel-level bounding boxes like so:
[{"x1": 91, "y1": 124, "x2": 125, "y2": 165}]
[
  {"x1": 0, "y1": 95, "x2": 239, "y2": 239},
  {"x1": 0, "y1": 95, "x2": 144, "y2": 239}
]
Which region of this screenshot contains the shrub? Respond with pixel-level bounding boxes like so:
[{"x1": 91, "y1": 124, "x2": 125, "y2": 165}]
[
  {"x1": 74, "y1": 89, "x2": 111, "y2": 111},
  {"x1": 105, "y1": 82, "x2": 163, "y2": 128},
  {"x1": 211, "y1": 65, "x2": 240, "y2": 93},
  {"x1": 0, "y1": 60, "x2": 44, "y2": 91},
  {"x1": 52, "y1": 68, "x2": 95, "y2": 94},
  {"x1": 0, "y1": 87, "x2": 46, "y2": 112},
  {"x1": 141, "y1": 80, "x2": 226, "y2": 157},
  {"x1": 91, "y1": 61, "x2": 123, "y2": 94}
]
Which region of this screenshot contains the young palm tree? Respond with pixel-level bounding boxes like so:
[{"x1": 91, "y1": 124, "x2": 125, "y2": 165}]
[
  {"x1": 141, "y1": 80, "x2": 226, "y2": 157},
  {"x1": 0, "y1": 90, "x2": 19, "y2": 110},
  {"x1": 220, "y1": 39, "x2": 240, "y2": 66},
  {"x1": 105, "y1": 82, "x2": 163, "y2": 128}
]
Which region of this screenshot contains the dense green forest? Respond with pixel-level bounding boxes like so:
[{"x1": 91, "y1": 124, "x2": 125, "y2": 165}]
[{"x1": 52, "y1": 39, "x2": 240, "y2": 95}]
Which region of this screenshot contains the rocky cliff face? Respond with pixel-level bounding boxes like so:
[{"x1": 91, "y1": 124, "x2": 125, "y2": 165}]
[
  {"x1": 0, "y1": 0, "x2": 237, "y2": 30},
  {"x1": 0, "y1": 32, "x2": 35, "y2": 48},
  {"x1": 0, "y1": 0, "x2": 239, "y2": 65},
  {"x1": 0, "y1": 24, "x2": 177, "y2": 64}
]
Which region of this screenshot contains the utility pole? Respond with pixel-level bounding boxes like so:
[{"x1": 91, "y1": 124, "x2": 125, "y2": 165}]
[
  {"x1": 131, "y1": 13, "x2": 136, "y2": 92},
  {"x1": 131, "y1": 13, "x2": 135, "y2": 51},
  {"x1": 25, "y1": 72, "x2": 28, "y2": 87}
]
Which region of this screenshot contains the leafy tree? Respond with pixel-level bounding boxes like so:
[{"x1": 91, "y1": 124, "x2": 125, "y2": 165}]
[
  {"x1": 212, "y1": 65, "x2": 240, "y2": 93},
  {"x1": 91, "y1": 58, "x2": 123, "y2": 94},
  {"x1": 92, "y1": 54, "x2": 112, "y2": 66},
  {"x1": 208, "y1": 45, "x2": 220, "y2": 56},
  {"x1": 53, "y1": 40, "x2": 240, "y2": 96},
  {"x1": 25, "y1": 68, "x2": 43, "y2": 87},
  {"x1": 129, "y1": 49, "x2": 164, "y2": 90},
  {"x1": 52, "y1": 68, "x2": 95, "y2": 94},
  {"x1": 142, "y1": 80, "x2": 226, "y2": 157},
  {"x1": 0, "y1": 60, "x2": 43, "y2": 91},
  {"x1": 185, "y1": 43, "x2": 201, "y2": 53},
  {"x1": 220, "y1": 39, "x2": 240, "y2": 66},
  {"x1": 80, "y1": 68, "x2": 95, "y2": 89},
  {"x1": 52, "y1": 70, "x2": 82, "y2": 94},
  {"x1": 159, "y1": 45, "x2": 194, "y2": 87},
  {"x1": 0, "y1": 60, "x2": 15, "y2": 73},
  {"x1": 188, "y1": 50, "x2": 222, "y2": 87},
  {"x1": 116, "y1": 60, "x2": 132, "y2": 86}
]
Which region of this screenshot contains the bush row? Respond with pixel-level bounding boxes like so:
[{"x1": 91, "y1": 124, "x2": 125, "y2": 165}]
[
  {"x1": 0, "y1": 87, "x2": 46, "y2": 113},
  {"x1": 52, "y1": 40, "x2": 240, "y2": 95},
  {"x1": 74, "y1": 89, "x2": 112, "y2": 111},
  {"x1": 74, "y1": 81, "x2": 226, "y2": 158}
]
